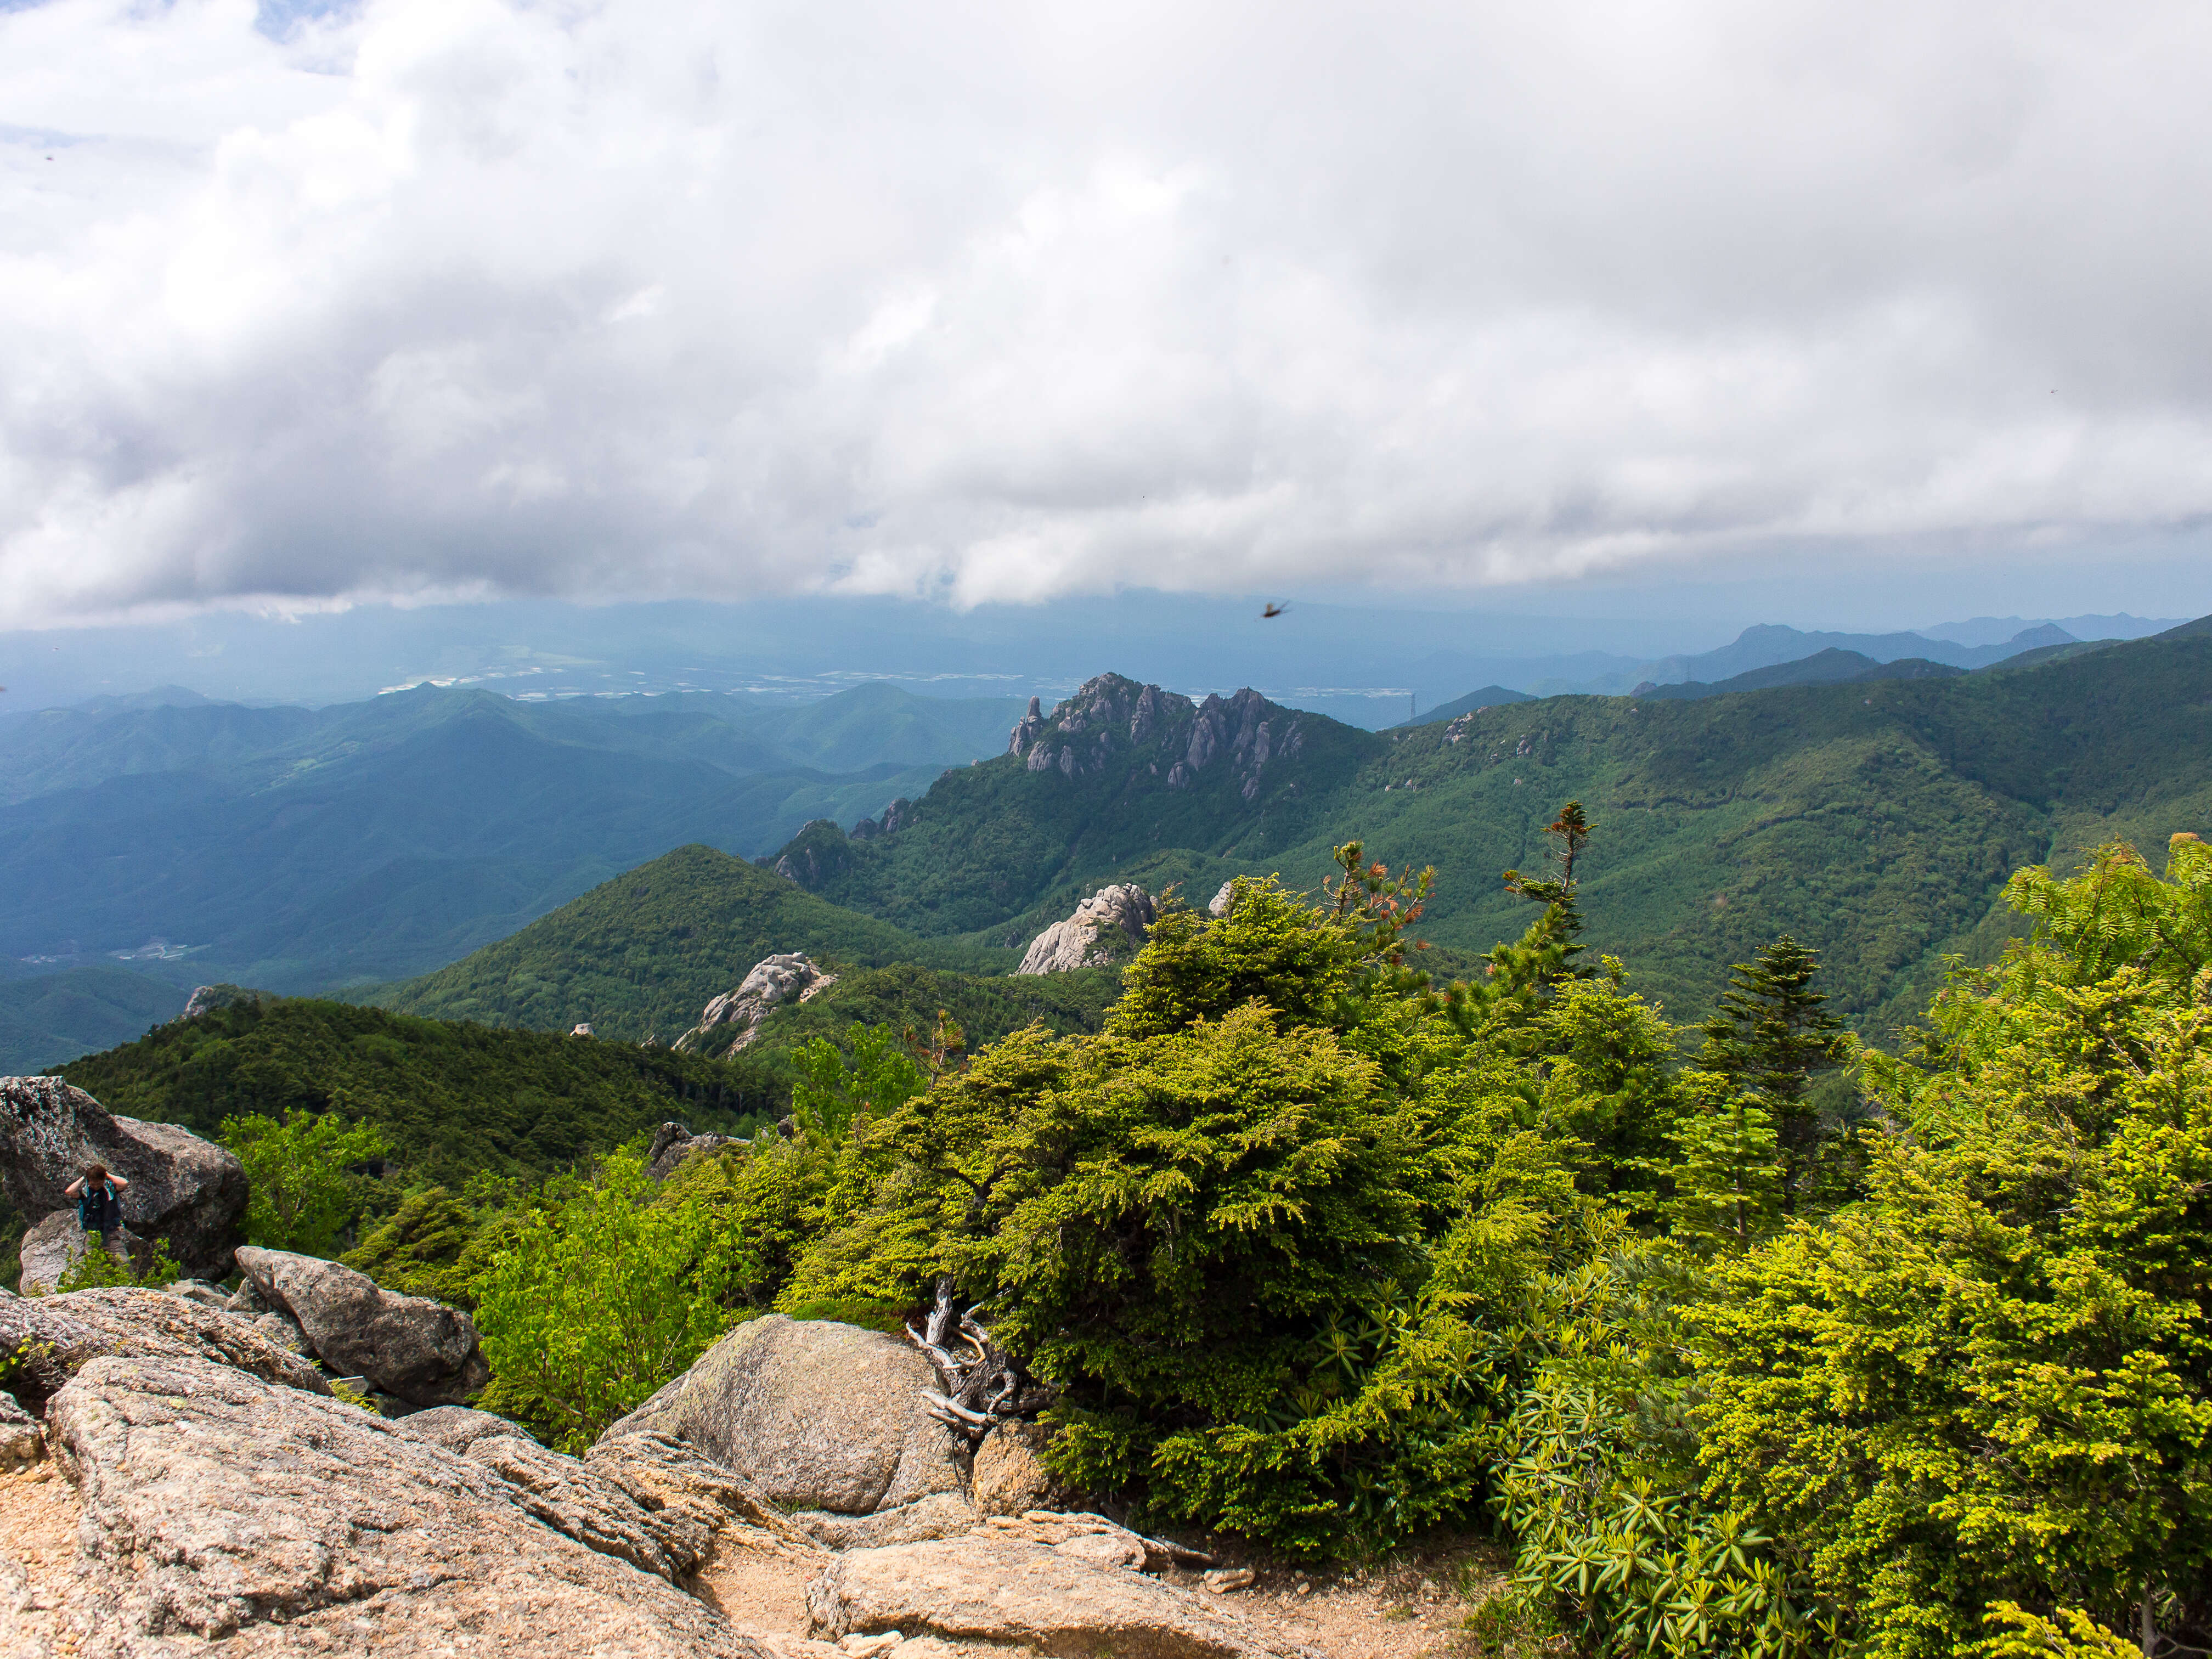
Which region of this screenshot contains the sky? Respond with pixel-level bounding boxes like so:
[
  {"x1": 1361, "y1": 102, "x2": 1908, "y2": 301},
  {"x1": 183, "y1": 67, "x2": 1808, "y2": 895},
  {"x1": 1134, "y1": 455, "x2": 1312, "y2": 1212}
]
[{"x1": 3, "y1": 0, "x2": 2210, "y2": 639}]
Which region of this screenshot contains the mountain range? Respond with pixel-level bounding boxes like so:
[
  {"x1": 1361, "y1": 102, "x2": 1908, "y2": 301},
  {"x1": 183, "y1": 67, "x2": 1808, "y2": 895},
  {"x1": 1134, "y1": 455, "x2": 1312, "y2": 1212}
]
[
  {"x1": 360, "y1": 616, "x2": 2212, "y2": 1051},
  {"x1": 10, "y1": 614, "x2": 2210, "y2": 1071}
]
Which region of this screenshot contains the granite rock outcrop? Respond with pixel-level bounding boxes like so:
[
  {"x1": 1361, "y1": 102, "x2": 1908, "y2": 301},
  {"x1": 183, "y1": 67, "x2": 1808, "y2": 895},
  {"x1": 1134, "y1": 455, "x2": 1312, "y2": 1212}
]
[
  {"x1": 234, "y1": 1244, "x2": 490, "y2": 1407},
  {"x1": 675, "y1": 954, "x2": 838, "y2": 1053},
  {"x1": 1014, "y1": 885, "x2": 1159, "y2": 974},
  {"x1": 0, "y1": 1075, "x2": 247, "y2": 1279}
]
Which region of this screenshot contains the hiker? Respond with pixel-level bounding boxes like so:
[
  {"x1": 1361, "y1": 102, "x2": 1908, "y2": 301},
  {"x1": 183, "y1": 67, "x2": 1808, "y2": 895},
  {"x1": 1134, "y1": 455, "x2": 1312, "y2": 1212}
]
[{"x1": 64, "y1": 1163, "x2": 130, "y2": 1238}]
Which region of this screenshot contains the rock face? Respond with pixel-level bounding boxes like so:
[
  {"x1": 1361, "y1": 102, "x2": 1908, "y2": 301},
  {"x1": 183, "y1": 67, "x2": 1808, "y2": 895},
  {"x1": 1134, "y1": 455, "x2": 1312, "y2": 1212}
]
[
  {"x1": 807, "y1": 1533, "x2": 1313, "y2": 1659},
  {"x1": 0, "y1": 1390, "x2": 41, "y2": 1471},
  {"x1": 972, "y1": 1420, "x2": 1063, "y2": 1516},
  {"x1": 675, "y1": 954, "x2": 838, "y2": 1053},
  {"x1": 1209, "y1": 879, "x2": 1241, "y2": 918},
  {"x1": 179, "y1": 982, "x2": 264, "y2": 1020},
  {"x1": 1002, "y1": 675, "x2": 1307, "y2": 804},
  {"x1": 0, "y1": 1285, "x2": 330, "y2": 1410},
  {"x1": 600, "y1": 1314, "x2": 964, "y2": 1515},
  {"x1": 0, "y1": 1075, "x2": 247, "y2": 1279},
  {"x1": 235, "y1": 1245, "x2": 490, "y2": 1407},
  {"x1": 47, "y1": 1354, "x2": 775, "y2": 1656},
  {"x1": 15, "y1": 1208, "x2": 139, "y2": 1294},
  {"x1": 646, "y1": 1120, "x2": 738, "y2": 1179},
  {"x1": 1015, "y1": 885, "x2": 1158, "y2": 974}
]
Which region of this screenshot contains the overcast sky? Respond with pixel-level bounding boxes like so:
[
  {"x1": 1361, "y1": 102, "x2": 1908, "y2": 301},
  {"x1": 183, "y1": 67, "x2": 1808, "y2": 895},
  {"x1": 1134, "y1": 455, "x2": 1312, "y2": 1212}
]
[{"x1": 3, "y1": 0, "x2": 2209, "y2": 631}]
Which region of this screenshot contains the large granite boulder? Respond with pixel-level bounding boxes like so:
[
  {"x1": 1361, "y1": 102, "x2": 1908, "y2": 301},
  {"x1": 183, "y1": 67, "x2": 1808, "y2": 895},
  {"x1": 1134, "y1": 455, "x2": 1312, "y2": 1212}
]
[
  {"x1": 599, "y1": 1314, "x2": 964, "y2": 1515},
  {"x1": 0, "y1": 1076, "x2": 246, "y2": 1279},
  {"x1": 806, "y1": 1533, "x2": 1315, "y2": 1659},
  {"x1": 14, "y1": 1208, "x2": 140, "y2": 1294},
  {"x1": 235, "y1": 1245, "x2": 489, "y2": 1407},
  {"x1": 675, "y1": 955, "x2": 838, "y2": 1053},
  {"x1": 1015, "y1": 885, "x2": 1158, "y2": 974},
  {"x1": 0, "y1": 1284, "x2": 329, "y2": 1411},
  {"x1": 972, "y1": 1419, "x2": 1064, "y2": 1516},
  {"x1": 45, "y1": 1353, "x2": 775, "y2": 1655}
]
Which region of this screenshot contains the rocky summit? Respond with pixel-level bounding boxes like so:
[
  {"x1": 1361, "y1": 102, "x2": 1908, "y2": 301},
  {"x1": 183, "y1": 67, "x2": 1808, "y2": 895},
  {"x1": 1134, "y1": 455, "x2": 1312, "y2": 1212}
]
[{"x1": 0, "y1": 1286, "x2": 1323, "y2": 1659}]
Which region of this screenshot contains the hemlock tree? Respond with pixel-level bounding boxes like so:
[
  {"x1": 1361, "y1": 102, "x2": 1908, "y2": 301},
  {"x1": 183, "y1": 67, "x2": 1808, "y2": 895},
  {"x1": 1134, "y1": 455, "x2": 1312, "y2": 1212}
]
[{"x1": 1696, "y1": 936, "x2": 1853, "y2": 1213}]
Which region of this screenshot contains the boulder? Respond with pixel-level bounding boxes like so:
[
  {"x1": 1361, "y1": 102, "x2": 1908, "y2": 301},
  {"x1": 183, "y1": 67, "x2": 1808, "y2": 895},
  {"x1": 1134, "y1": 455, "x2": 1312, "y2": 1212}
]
[
  {"x1": 235, "y1": 1244, "x2": 489, "y2": 1407},
  {"x1": 0, "y1": 1285, "x2": 329, "y2": 1411},
  {"x1": 15, "y1": 1208, "x2": 138, "y2": 1294},
  {"x1": 0, "y1": 1390, "x2": 40, "y2": 1471},
  {"x1": 0, "y1": 1075, "x2": 247, "y2": 1278},
  {"x1": 1208, "y1": 880, "x2": 1239, "y2": 918},
  {"x1": 646, "y1": 1119, "x2": 738, "y2": 1180},
  {"x1": 46, "y1": 1354, "x2": 774, "y2": 1655},
  {"x1": 972, "y1": 1419, "x2": 1063, "y2": 1516},
  {"x1": 1014, "y1": 885, "x2": 1158, "y2": 975},
  {"x1": 806, "y1": 1534, "x2": 1316, "y2": 1659},
  {"x1": 599, "y1": 1314, "x2": 964, "y2": 1515},
  {"x1": 675, "y1": 955, "x2": 838, "y2": 1052},
  {"x1": 249, "y1": 1308, "x2": 312, "y2": 1356}
]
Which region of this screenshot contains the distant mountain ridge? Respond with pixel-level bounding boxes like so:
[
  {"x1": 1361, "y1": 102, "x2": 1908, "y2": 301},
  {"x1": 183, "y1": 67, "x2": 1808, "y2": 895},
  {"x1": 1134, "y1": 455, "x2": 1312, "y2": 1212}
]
[
  {"x1": 1635, "y1": 647, "x2": 1969, "y2": 701},
  {"x1": 0, "y1": 682, "x2": 1024, "y2": 1010},
  {"x1": 716, "y1": 620, "x2": 2212, "y2": 1032}
]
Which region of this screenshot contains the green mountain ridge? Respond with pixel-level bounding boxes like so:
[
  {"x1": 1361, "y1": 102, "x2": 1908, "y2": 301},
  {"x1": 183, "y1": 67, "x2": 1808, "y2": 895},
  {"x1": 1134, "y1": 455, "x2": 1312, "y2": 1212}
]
[{"x1": 742, "y1": 624, "x2": 2212, "y2": 1032}]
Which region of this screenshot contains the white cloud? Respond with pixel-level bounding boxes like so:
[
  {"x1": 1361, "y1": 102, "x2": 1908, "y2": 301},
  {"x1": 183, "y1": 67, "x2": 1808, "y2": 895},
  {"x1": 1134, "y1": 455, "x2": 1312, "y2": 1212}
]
[{"x1": 2, "y1": 0, "x2": 2209, "y2": 625}]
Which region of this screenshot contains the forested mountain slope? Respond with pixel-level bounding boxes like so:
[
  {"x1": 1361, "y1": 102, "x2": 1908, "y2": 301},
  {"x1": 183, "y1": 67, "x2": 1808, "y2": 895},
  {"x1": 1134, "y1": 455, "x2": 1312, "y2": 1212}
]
[
  {"x1": 53, "y1": 993, "x2": 775, "y2": 1186},
  {"x1": 0, "y1": 683, "x2": 988, "y2": 996},
  {"x1": 759, "y1": 624, "x2": 2212, "y2": 1031},
  {"x1": 368, "y1": 843, "x2": 1121, "y2": 1051}
]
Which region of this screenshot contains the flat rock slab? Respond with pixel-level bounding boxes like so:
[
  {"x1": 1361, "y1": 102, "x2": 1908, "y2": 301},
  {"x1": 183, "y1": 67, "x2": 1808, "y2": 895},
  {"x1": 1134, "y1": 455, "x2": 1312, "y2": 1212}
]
[
  {"x1": 0, "y1": 1286, "x2": 329, "y2": 1412},
  {"x1": 601, "y1": 1315, "x2": 963, "y2": 1515},
  {"x1": 47, "y1": 1354, "x2": 775, "y2": 1658},
  {"x1": 807, "y1": 1536, "x2": 1321, "y2": 1659}
]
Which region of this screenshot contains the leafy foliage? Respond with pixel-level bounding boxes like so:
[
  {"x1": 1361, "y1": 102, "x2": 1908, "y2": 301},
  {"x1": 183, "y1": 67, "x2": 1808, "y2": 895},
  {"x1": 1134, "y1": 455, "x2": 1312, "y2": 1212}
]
[
  {"x1": 472, "y1": 1148, "x2": 734, "y2": 1451},
  {"x1": 222, "y1": 1108, "x2": 391, "y2": 1257}
]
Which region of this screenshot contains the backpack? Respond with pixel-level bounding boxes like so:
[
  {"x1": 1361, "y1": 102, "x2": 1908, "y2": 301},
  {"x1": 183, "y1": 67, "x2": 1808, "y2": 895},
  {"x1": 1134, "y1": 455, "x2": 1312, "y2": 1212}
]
[{"x1": 78, "y1": 1180, "x2": 123, "y2": 1235}]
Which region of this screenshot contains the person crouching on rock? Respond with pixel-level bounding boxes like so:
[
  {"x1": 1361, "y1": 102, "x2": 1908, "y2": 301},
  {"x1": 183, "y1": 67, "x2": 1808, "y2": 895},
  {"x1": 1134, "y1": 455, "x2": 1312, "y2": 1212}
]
[{"x1": 65, "y1": 1163, "x2": 129, "y2": 1240}]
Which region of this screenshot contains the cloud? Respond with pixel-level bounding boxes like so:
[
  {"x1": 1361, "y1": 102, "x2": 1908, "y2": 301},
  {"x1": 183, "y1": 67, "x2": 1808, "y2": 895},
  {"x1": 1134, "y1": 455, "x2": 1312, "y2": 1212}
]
[{"x1": 2, "y1": 0, "x2": 2209, "y2": 625}]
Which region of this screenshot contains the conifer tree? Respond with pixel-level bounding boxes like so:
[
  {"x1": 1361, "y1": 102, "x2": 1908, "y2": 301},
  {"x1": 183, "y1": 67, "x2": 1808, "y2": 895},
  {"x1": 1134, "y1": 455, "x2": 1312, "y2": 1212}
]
[{"x1": 1696, "y1": 935, "x2": 1853, "y2": 1212}]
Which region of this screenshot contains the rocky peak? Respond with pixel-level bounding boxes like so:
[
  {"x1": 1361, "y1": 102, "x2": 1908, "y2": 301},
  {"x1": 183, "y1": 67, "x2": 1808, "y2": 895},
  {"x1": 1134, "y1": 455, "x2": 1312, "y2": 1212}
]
[
  {"x1": 1014, "y1": 885, "x2": 1159, "y2": 974},
  {"x1": 675, "y1": 954, "x2": 838, "y2": 1053},
  {"x1": 1004, "y1": 673, "x2": 1302, "y2": 799}
]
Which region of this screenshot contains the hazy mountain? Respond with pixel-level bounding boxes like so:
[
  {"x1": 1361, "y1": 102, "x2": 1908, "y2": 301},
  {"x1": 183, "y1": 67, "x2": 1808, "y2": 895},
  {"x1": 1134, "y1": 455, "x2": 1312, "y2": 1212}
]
[
  {"x1": 1917, "y1": 613, "x2": 2184, "y2": 647},
  {"x1": 0, "y1": 682, "x2": 1015, "y2": 994},
  {"x1": 0, "y1": 966, "x2": 185, "y2": 1075},
  {"x1": 1393, "y1": 686, "x2": 1536, "y2": 726},
  {"x1": 1635, "y1": 648, "x2": 1967, "y2": 700}
]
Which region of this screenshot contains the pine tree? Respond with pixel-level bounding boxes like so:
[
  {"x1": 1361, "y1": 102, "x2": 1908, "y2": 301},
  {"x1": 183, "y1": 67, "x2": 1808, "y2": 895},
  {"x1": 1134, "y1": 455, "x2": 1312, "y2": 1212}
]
[
  {"x1": 1667, "y1": 1073, "x2": 1782, "y2": 1253},
  {"x1": 1696, "y1": 936, "x2": 1853, "y2": 1212},
  {"x1": 1445, "y1": 802, "x2": 1599, "y2": 1030}
]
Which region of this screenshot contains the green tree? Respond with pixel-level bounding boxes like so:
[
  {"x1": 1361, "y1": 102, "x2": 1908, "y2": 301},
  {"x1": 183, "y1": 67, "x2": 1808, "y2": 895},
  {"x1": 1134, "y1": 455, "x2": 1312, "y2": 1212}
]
[
  {"x1": 1697, "y1": 936, "x2": 1854, "y2": 1212},
  {"x1": 221, "y1": 1106, "x2": 392, "y2": 1257},
  {"x1": 788, "y1": 1023, "x2": 927, "y2": 1144},
  {"x1": 1666, "y1": 1071, "x2": 1783, "y2": 1254},
  {"x1": 1691, "y1": 842, "x2": 2212, "y2": 1657},
  {"x1": 472, "y1": 1149, "x2": 731, "y2": 1451}
]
